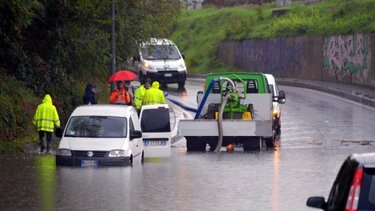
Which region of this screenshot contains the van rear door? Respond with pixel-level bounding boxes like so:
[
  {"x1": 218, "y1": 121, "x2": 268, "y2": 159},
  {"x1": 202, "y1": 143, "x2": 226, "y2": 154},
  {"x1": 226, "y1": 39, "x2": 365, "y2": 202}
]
[{"x1": 140, "y1": 104, "x2": 171, "y2": 158}]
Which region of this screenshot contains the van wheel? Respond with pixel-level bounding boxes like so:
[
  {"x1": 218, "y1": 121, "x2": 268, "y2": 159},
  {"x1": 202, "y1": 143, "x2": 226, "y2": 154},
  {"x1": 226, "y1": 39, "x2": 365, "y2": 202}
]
[{"x1": 178, "y1": 80, "x2": 185, "y2": 89}]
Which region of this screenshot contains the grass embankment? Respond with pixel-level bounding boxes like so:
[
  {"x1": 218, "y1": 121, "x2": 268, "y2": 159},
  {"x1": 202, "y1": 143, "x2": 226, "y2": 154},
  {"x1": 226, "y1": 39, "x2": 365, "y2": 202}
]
[
  {"x1": 0, "y1": 74, "x2": 39, "y2": 153},
  {"x1": 172, "y1": 0, "x2": 375, "y2": 74},
  {"x1": 0, "y1": 73, "x2": 108, "y2": 154}
]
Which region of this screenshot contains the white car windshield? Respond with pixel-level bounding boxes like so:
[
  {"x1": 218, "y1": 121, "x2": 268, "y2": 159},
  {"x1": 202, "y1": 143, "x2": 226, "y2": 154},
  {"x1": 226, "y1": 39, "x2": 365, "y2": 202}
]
[
  {"x1": 64, "y1": 116, "x2": 127, "y2": 138},
  {"x1": 141, "y1": 45, "x2": 181, "y2": 60}
]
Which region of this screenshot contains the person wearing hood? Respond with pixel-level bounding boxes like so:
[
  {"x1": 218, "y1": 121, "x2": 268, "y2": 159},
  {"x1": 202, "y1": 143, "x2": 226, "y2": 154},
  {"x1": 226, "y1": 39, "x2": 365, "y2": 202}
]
[
  {"x1": 142, "y1": 81, "x2": 165, "y2": 105},
  {"x1": 33, "y1": 94, "x2": 60, "y2": 154},
  {"x1": 110, "y1": 81, "x2": 131, "y2": 105},
  {"x1": 83, "y1": 83, "x2": 101, "y2": 105},
  {"x1": 134, "y1": 78, "x2": 151, "y2": 111}
]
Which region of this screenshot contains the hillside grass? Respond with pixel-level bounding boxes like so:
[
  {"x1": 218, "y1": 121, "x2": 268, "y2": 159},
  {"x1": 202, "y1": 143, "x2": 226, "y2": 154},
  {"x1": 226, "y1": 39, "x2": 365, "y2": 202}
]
[{"x1": 172, "y1": 0, "x2": 375, "y2": 74}]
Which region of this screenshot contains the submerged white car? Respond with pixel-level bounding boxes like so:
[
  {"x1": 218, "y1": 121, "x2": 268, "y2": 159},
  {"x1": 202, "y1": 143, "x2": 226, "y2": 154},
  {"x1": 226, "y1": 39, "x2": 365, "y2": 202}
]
[{"x1": 55, "y1": 105, "x2": 144, "y2": 167}]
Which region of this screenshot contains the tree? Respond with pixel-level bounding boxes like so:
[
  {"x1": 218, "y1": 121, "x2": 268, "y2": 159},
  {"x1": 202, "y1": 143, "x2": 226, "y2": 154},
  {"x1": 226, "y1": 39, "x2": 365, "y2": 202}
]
[{"x1": 0, "y1": 0, "x2": 185, "y2": 143}]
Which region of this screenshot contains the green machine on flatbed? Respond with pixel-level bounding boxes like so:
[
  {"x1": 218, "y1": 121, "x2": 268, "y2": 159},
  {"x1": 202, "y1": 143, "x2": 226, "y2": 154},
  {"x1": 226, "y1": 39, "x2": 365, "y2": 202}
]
[{"x1": 178, "y1": 72, "x2": 278, "y2": 151}]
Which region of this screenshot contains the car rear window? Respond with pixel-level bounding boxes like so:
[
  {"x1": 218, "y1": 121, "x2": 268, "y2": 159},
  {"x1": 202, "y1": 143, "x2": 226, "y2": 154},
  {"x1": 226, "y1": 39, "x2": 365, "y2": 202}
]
[
  {"x1": 64, "y1": 116, "x2": 127, "y2": 138},
  {"x1": 141, "y1": 107, "x2": 170, "y2": 132},
  {"x1": 358, "y1": 168, "x2": 375, "y2": 209}
]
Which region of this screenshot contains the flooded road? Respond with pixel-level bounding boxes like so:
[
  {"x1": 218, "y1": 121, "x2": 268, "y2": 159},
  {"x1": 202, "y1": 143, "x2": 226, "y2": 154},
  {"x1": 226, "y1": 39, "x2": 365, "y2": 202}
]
[{"x1": 1, "y1": 80, "x2": 375, "y2": 211}]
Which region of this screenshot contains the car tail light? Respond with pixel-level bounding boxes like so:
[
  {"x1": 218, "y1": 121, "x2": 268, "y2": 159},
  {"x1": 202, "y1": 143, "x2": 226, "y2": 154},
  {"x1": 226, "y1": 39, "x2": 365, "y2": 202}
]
[{"x1": 345, "y1": 167, "x2": 364, "y2": 211}]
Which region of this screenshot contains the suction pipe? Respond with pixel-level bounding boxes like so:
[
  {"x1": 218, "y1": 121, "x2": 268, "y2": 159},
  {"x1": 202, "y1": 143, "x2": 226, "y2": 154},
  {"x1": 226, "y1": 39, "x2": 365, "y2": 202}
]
[{"x1": 214, "y1": 77, "x2": 236, "y2": 152}]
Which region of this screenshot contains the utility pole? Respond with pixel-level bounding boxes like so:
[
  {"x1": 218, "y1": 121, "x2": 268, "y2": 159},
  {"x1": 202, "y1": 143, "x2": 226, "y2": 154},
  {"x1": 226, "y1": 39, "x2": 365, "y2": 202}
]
[{"x1": 110, "y1": 0, "x2": 116, "y2": 92}]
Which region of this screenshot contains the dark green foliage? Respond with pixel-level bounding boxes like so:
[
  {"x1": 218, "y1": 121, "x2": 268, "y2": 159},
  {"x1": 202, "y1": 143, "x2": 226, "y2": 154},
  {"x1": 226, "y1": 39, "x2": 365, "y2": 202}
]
[
  {"x1": 0, "y1": 73, "x2": 37, "y2": 142},
  {"x1": 0, "y1": 0, "x2": 184, "y2": 149}
]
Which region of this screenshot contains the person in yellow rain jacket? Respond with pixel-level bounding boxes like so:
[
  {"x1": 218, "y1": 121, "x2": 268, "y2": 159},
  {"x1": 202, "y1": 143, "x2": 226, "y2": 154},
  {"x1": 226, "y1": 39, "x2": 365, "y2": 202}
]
[
  {"x1": 142, "y1": 81, "x2": 165, "y2": 105},
  {"x1": 33, "y1": 94, "x2": 60, "y2": 154},
  {"x1": 134, "y1": 78, "x2": 151, "y2": 112}
]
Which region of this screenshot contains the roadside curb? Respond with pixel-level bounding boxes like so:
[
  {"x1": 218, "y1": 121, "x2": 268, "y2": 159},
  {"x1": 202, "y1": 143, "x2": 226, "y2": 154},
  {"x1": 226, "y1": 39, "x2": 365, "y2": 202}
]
[{"x1": 278, "y1": 79, "x2": 375, "y2": 109}]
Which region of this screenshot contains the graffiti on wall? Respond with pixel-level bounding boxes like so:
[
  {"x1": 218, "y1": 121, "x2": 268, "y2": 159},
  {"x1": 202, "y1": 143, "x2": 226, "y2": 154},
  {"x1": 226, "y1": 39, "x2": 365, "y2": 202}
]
[{"x1": 323, "y1": 34, "x2": 369, "y2": 77}]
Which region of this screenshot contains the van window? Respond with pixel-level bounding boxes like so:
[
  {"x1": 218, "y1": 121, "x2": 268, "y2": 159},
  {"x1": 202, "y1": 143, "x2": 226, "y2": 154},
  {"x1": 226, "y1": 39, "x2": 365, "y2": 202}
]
[
  {"x1": 141, "y1": 107, "x2": 170, "y2": 132},
  {"x1": 65, "y1": 116, "x2": 127, "y2": 138},
  {"x1": 141, "y1": 45, "x2": 180, "y2": 60},
  {"x1": 268, "y1": 84, "x2": 275, "y2": 96},
  {"x1": 129, "y1": 118, "x2": 135, "y2": 134}
]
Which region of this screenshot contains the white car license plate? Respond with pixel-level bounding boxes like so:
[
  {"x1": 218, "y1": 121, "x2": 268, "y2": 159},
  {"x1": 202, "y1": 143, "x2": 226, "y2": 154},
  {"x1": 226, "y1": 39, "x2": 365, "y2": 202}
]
[
  {"x1": 144, "y1": 140, "x2": 167, "y2": 146},
  {"x1": 164, "y1": 73, "x2": 172, "y2": 77},
  {"x1": 81, "y1": 160, "x2": 98, "y2": 167}
]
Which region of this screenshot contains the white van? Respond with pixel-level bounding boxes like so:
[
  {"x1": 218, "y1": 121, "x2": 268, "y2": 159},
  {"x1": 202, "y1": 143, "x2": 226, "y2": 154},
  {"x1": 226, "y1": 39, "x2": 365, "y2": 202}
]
[
  {"x1": 264, "y1": 74, "x2": 286, "y2": 135},
  {"x1": 55, "y1": 105, "x2": 144, "y2": 167},
  {"x1": 133, "y1": 38, "x2": 187, "y2": 88},
  {"x1": 139, "y1": 104, "x2": 171, "y2": 158}
]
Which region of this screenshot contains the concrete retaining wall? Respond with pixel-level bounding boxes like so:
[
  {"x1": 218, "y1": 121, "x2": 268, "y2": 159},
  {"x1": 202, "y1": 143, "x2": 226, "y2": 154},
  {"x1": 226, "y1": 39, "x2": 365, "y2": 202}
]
[{"x1": 218, "y1": 33, "x2": 375, "y2": 89}]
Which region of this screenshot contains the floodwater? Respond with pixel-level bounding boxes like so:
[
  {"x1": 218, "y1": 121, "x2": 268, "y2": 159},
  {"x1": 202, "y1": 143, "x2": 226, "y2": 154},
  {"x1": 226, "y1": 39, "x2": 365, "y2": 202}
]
[{"x1": 1, "y1": 81, "x2": 375, "y2": 211}]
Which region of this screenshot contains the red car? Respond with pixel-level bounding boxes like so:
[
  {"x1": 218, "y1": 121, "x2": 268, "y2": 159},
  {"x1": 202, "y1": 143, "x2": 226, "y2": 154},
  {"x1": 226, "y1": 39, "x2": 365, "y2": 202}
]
[{"x1": 307, "y1": 152, "x2": 375, "y2": 211}]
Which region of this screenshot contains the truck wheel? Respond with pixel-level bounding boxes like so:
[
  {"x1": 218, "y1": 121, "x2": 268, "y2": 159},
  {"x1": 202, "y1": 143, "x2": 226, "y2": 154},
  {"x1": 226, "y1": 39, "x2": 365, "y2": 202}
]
[
  {"x1": 186, "y1": 137, "x2": 206, "y2": 152},
  {"x1": 265, "y1": 129, "x2": 277, "y2": 149},
  {"x1": 243, "y1": 137, "x2": 261, "y2": 151},
  {"x1": 276, "y1": 127, "x2": 281, "y2": 136},
  {"x1": 265, "y1": 138, "x2": 275, "y2": 149},
  {"x1": 274, "y1": 117, "x2": 281, "y2": 135},
  {"x1": 178, "y1": 80, "x2": 185, "y2": 89},
  {"x1": 208, "y1": 138, "x2": 218, "y2": 151}
]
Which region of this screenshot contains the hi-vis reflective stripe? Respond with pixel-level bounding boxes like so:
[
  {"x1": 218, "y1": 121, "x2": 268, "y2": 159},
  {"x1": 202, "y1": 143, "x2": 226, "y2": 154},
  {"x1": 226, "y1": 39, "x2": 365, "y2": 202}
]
[
  {"x1": 144, "y1": 100, "x2": 163, "y2": 105},
  {"x1": 37, "y1": 126, "x2": 55, "y2": 131},
  {"x1": 35, "y1": 118, "x2": 56, "y2": 123}
]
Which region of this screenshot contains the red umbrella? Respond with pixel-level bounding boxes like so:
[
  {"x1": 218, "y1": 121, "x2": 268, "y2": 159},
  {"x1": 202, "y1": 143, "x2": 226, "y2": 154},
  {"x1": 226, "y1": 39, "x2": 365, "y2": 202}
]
[{"x1": 108, "y1": 70, "x2": 137, "y2": 83}]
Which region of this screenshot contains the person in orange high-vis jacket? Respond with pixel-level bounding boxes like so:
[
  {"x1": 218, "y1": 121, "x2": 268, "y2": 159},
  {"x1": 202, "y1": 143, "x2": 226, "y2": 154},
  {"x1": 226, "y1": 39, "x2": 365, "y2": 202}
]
[{"x1": 110, "y1": 81, "x2": 131, "y2": 105}]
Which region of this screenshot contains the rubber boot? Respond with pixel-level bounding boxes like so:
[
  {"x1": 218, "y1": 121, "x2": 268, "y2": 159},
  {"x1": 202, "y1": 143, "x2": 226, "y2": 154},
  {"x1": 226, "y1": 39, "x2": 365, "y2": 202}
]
[
  {"x1": 39, "y1": 140, "x2": 45, "y2": 154},
  {"x1": 47, "y1": 144, "x2": 51, "y2": 154},
  {"x1": 40, "y1": 146, "x2": 45, "y2": 154}
]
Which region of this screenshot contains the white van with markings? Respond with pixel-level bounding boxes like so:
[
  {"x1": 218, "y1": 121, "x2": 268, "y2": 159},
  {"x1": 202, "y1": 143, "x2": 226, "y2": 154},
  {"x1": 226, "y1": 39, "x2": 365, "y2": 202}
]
[
  {"x1": 56, "y1": 105, "x2": 144, "y2": 167},
  {"x1": 140, "y1": 104, "x2": 171, "y2": 158}
]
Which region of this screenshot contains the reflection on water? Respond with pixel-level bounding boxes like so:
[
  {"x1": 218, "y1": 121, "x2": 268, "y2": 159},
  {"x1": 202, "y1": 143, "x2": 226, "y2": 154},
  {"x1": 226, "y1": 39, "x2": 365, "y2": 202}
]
[
  {"x1": 35, "y1": 155, "x2": 56, "y2": 211},
  {"x1": 272, "y1": 146, "x2": 280, "y2": 211},
  {"x1": 1, "y1": 146, "x2": 375, "y2": 211}
]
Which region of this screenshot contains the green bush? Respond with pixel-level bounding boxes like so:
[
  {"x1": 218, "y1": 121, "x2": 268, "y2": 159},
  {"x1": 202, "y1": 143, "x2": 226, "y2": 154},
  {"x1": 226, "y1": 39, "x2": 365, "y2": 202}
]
[{"x1": 0, "y1": 74, "x2": 38, "y2": 151}]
